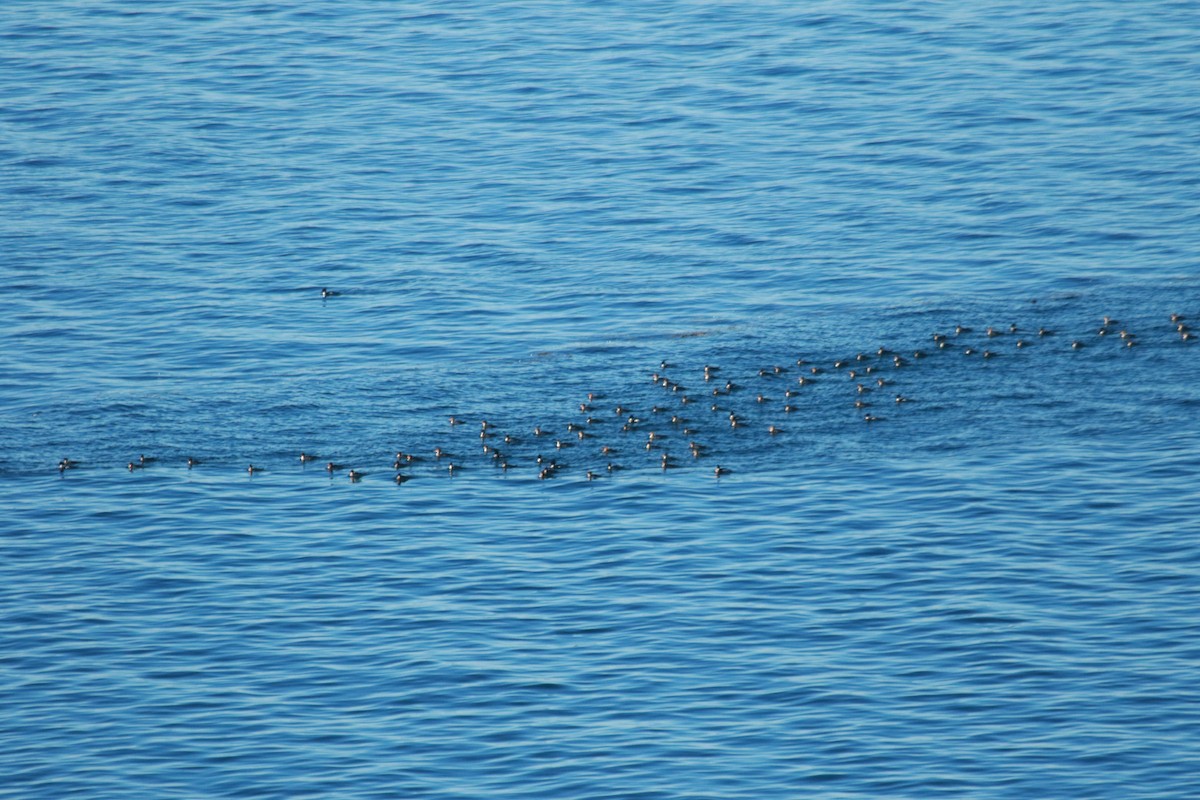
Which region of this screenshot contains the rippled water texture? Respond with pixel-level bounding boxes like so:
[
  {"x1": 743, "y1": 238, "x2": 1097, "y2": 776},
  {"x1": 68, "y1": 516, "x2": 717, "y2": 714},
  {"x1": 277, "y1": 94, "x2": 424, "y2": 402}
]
[{"x1": 2, "y1": 2, "x2": 1199, "y2": 798}]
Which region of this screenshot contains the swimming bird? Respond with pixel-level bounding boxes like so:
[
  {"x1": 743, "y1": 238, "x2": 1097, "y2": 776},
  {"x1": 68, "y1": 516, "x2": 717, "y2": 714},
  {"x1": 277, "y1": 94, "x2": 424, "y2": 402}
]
[
  {"x1": 187, "y1": 456, "x2": 200, "y2": 468},
  {"x1": 714, "y1": 465, "x2": 730, "y2": 477},
  {"x1": 127, "y1": 461, "x2": 143, "y2": 471},
  {"x1": 247, "y1": 464, "x2": 263, "y2": 474},
  {"x1": 300, "y1": 452, "x2": 318, "y2": 463},
  {"x1": 348, "y1": 469, "x2": 364, "y2": 481},
  {"x1": 326, "y1": 462, "x2": 344, "y2": 472},
  {"x1": 394, "y1": 473, "x2": 412, "y2": 484},
  {"x1": 320, "y1": 287, "x2": 340, "y2": 298}
]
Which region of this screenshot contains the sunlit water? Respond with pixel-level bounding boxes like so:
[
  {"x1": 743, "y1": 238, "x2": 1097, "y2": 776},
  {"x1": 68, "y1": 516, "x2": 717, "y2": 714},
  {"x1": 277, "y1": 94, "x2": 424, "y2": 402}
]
[{"x1": 2, "y1": 2, "x2": 1199, "y2": 798}]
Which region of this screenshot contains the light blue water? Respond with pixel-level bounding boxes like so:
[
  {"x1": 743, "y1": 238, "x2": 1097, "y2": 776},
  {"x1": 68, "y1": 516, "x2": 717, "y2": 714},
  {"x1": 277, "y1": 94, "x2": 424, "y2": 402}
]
[{"x1": 2, "y1": 2, "x2": 1199, "y2": 797}]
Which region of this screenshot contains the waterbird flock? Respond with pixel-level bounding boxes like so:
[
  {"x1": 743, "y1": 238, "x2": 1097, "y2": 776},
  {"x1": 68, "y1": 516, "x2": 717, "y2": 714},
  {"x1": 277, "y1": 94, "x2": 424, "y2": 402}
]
[{"x1": 53, "y1": 299, "x2": 1194, "y2": 484}]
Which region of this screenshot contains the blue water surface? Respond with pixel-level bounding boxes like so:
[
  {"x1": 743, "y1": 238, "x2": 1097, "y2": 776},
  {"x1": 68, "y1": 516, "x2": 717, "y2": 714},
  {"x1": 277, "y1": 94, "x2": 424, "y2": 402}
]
[{"x1": 2, "y1": 2, "x2": 1199, "y2": 798}]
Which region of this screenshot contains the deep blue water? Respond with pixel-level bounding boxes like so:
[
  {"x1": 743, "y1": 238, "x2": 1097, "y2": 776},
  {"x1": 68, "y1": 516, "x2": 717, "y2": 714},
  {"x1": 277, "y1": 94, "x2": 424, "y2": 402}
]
[{"x1": 3, "y1": 2, "x2": 1199, "y2": 798}]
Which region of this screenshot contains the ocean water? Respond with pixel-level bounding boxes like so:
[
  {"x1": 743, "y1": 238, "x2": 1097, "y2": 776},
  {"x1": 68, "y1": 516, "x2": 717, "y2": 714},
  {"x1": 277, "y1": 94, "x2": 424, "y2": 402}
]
[{"x1": 2, "y1": 2, "x2": 1199, "y2": 798}]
